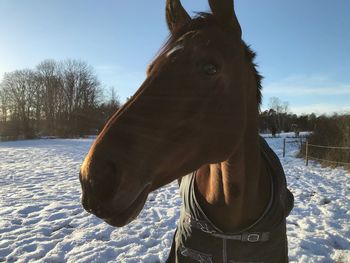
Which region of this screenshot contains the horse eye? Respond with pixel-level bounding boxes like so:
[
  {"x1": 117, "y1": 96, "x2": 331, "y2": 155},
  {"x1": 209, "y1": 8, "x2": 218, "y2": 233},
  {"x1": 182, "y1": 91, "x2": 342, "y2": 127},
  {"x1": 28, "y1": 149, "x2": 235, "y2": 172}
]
[{"x1": 203, "y1": 63, "x2": 218, "y2": 75}]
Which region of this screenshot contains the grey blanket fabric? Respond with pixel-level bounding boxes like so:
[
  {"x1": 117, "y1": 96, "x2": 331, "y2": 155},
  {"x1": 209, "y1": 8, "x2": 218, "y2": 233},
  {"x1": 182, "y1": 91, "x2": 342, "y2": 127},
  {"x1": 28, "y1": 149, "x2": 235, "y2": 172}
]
[{"x1": 166, "y1": 137, "x2": 294, "y2": 263}]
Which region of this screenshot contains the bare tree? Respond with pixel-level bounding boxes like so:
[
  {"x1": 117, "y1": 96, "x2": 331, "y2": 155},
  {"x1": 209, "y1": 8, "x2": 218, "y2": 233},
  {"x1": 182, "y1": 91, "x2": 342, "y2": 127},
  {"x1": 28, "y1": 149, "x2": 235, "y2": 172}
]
[
  {"x1": 0, "y1": 70, "x2": 38, "y2": 137},
  {"x1": 268, "y1": 97, "x2": 290, "y2": 132},
  {"x1": 36, "y1": 60, "x2": 61, "y2": 135},
  {"x1": 0, "y1": 58, "x2": 111, "y2": 138},
  {"x1": 60, "y1": 59, "x2": 102, "y2": 136},
  {"x1": 106, "y1": 86, "x2": 121, "y2": 113},
  {"x1": 0, "y1": 87, "x2": 8, "y2": 123}
]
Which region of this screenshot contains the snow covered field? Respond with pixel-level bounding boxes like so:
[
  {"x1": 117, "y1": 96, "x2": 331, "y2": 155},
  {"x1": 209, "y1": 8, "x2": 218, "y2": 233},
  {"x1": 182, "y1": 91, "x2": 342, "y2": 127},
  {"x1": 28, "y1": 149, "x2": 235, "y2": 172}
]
[{"x1": 0, "y1": 136, "x2": 349, "y2": 263}]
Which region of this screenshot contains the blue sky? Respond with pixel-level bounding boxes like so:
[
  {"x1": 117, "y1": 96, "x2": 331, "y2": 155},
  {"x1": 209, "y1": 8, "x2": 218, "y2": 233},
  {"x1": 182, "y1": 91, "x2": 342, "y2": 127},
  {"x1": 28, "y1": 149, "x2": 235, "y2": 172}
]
[{"x1": 0, "y1": 0, "x2": 349, "y2": 115}]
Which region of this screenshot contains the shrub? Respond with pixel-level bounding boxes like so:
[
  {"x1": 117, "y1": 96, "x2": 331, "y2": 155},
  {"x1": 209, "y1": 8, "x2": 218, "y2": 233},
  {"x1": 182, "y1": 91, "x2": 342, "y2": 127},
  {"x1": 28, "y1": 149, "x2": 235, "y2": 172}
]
[{"x1": 301, "y1": 114, "x2": 350, "y2": 168}]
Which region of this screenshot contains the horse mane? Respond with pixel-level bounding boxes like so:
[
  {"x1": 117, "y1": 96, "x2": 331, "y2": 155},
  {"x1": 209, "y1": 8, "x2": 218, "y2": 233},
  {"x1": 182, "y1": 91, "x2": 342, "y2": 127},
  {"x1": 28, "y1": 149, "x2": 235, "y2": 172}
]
[{"x1": 155, "y1": 12, "x2": 263, "y2": 108}]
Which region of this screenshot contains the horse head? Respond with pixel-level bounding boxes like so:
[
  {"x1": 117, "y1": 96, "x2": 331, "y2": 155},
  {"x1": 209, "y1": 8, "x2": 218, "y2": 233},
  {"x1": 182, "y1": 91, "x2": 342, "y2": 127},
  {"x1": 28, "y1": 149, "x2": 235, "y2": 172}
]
[{"x1": 79, "y1": 0, "x2": 262, "y2": 227}]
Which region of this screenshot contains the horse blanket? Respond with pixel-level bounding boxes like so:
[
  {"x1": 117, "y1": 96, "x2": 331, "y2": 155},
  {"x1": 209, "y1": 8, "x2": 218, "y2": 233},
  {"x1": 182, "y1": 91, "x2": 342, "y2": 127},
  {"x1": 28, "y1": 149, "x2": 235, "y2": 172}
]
[{"x1": 166, "y1": 137, "x2": 294, "y2": 263}]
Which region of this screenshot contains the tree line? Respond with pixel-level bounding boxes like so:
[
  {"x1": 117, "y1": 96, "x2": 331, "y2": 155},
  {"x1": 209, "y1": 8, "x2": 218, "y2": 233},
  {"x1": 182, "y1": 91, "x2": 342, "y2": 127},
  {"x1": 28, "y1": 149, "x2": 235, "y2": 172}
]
[
  {"x1": 0, "y1": 59, "x2": 120, "y2": 139},
  {"x1": 259, "y1": 97, "x2": 316, "y2": 135},
  {"x1": 0, "y1": 60, "x2": 336, "y2": 140}
]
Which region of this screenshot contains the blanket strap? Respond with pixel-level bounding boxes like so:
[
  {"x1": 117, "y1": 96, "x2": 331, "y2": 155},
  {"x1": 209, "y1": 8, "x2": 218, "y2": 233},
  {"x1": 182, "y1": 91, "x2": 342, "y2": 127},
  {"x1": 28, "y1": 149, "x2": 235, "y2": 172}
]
[{"x1": 184, "y1": 213, "x2": 270, "y2": 242}]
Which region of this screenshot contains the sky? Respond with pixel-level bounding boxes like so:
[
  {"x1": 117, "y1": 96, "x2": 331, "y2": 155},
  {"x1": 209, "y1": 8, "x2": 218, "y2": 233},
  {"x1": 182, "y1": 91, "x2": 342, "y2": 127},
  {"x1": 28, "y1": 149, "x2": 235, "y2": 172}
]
[{"x1": 0, "y1": 0, "x2": 349, "y2": 115}]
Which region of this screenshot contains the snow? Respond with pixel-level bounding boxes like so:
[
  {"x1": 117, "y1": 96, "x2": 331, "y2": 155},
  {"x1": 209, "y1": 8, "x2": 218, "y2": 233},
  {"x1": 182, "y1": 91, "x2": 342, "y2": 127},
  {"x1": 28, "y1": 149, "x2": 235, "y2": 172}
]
[{"x1": 0, "y1": 136, "x2": 349, "y2": 263}]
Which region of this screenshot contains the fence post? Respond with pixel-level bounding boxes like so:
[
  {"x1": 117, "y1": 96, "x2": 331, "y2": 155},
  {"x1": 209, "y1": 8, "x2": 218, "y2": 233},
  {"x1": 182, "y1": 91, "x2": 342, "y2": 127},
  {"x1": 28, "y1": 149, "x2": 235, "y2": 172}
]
[
  {"x1": 305, "y1": 140, "x2": 309, "y2": 166},
  {"x1": 283, "y1": 138, "x2": 286, "y2": 158}
]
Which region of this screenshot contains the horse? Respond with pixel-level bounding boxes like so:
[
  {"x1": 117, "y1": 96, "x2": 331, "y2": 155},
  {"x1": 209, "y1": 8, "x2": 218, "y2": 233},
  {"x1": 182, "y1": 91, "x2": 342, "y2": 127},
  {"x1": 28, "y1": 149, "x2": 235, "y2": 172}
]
[{"x1": 79, "y1": 0, "x2": 294, "y2": 262}]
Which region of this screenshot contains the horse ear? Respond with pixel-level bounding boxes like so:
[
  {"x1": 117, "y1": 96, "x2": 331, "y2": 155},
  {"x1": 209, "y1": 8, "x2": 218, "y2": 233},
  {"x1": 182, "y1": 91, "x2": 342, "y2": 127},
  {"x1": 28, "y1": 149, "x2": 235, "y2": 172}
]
[
  {"x1": 166, "y1": 0, "x2": 191, "y2": 32},
  {"x1": 208, "y1": 0, "x2": 242, "y2": 37}
]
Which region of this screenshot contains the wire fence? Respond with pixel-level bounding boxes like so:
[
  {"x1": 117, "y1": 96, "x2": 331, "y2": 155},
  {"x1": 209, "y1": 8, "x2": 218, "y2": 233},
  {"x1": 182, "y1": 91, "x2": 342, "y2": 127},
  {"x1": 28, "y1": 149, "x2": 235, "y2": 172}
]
[
  {"x1": 305, "y1": 141, "x2": 350, "y2": 167},
  {"x1": 307, "y1": 144, "x2": 350, "y2": 150},
  {"x1": 282, "y1": 137, "x2": 350, "y2": 167}
]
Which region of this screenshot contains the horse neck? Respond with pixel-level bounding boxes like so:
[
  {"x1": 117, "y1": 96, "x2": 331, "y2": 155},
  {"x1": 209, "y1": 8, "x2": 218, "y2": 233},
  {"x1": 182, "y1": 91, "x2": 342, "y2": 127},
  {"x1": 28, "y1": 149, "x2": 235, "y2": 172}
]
[{"x1": 196, "y1": 98, "x2": 271, "y2": 232}]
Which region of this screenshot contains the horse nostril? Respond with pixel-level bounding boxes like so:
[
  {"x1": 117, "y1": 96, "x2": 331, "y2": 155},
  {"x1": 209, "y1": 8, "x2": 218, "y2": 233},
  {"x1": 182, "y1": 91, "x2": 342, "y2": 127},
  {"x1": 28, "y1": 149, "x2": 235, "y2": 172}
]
[
  {"x1": 81, "y1": 193, "x2": 90, "y2": 211},
  {"x1": 79, "y1": 170, "x2": 94, "y2": 212},
  {"x1": 79, "y1": 160, "x2": 122, "y2": 215}
]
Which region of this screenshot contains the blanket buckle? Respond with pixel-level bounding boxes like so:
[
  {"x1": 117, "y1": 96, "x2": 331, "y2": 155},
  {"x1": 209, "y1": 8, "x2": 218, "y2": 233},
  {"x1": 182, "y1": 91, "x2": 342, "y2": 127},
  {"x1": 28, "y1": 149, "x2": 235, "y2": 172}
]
[{"x1": 247, "y1": 233, "x2": 260, "y2": 242}]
